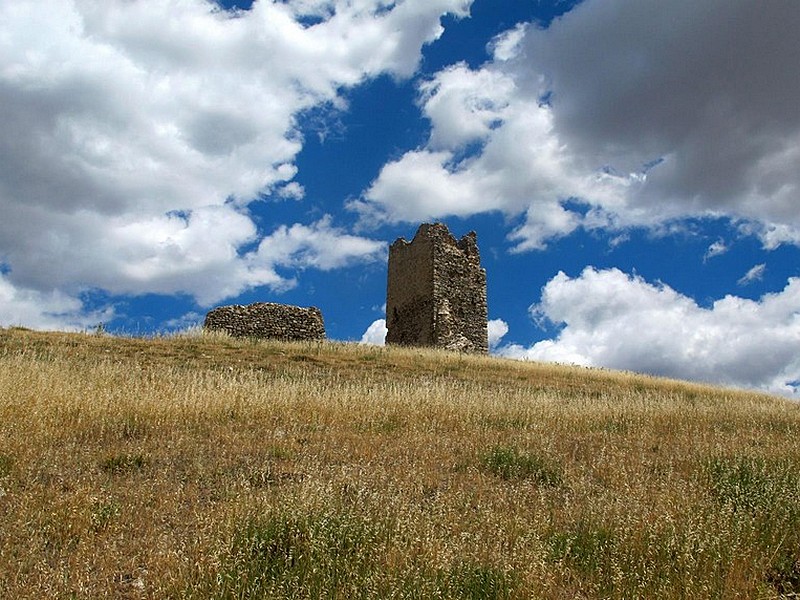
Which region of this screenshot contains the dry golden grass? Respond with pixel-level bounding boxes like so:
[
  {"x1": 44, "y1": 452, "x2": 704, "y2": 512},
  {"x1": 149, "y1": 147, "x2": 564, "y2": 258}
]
[{"x1": 1, "y1": 326, "x2": 799, "y2": 599}]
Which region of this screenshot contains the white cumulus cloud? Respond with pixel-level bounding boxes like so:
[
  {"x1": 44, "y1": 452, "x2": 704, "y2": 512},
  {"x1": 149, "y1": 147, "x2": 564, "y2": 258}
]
[
  {"x1": 0, "y1": 0, "x2": 471, "y2": 327},
  {"x1": 360, "y1": 318, "x2": 387, "y2": 345},
  {"x1": 0, "y1": 273, "x2": 112, "y2": 331},
  {"x1": 487, "y1": 318, "x2": 508, "y2": 349},
  {"x1": 355, "y1": 0, "x2": 800, "y2": 250},
  {"x1": 498, "y1": 268, "x2": 800, "y2": 396}
]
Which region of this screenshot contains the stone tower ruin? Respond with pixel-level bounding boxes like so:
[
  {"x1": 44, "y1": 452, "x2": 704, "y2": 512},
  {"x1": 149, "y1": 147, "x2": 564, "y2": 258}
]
[{"x1": 386, "y1": 222, "x2": 488, "y2": 354}]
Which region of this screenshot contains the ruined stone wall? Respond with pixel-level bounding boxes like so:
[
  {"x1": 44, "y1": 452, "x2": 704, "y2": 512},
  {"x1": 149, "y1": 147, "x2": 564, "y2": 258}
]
[
  {"x1": 386, "y1": 223, "x2": 488, "y2": 353},
  {"x1": 203, "y1": 302, "x2": 325, "y2": 341}
]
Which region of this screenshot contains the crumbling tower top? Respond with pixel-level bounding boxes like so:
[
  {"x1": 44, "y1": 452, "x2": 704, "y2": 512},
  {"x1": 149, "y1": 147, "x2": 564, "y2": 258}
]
[{"x1": 386, "y1": 222, "x2": 488, "y2": 353}]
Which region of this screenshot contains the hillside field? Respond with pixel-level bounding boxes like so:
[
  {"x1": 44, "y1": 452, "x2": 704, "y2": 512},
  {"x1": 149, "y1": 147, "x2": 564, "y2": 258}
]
[{"x1": 2, "y1": 327, "x2": 800, "y2": 599}]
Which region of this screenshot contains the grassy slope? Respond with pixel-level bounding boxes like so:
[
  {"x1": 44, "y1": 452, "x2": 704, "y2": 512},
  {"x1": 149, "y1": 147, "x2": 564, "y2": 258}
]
[{"x1": 1, "y1": 327, "x2": 800, "y2": 599}]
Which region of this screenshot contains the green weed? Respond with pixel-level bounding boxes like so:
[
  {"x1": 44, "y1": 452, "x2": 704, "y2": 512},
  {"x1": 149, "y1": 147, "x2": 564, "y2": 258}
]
[
  {"x1": 0, "y1": 454, "x2": 12, "y2": 477},
  {"x1": 100, "y1": 453, "x2": 147, "y2": 475},
  {"x1": 118, "y1": 415, "x2": 150, "y2": 441},
  {"x1": 766, "y1": 547, "x2": 800, "y2": 597},
  {"x1": 209, "y1": 512, "x2": 384, "y2": 599},
  {"x1": 480, "y1": 445, "x2": 563, "y2": 486},
  {"x1": 90, "y1": 497, "x2": 120, "y2": 532},
  {"x1": 479, "y1": 416, "x2": 530, "y2": 431},
  {"x1": 704, "y1": 455, "x2": 800, "y2": 514},
  {"x1": 595, "y1": 418, "x2": 630, "y2": 434},
  {"x1": 443, "y1": 563, "x2": 516, "y2": 599},
  {"x1": 704, "y1": 455, "x2": 800, "y2": 596},
  {"x1": 547, "y1": 521, "x2": 615, "y2": 574}
]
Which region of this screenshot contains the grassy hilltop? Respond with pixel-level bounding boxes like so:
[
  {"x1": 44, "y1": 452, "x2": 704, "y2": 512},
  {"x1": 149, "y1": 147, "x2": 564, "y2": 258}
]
[{"x1": 2, "y1": 327, "x2": 800, "y2": 599}]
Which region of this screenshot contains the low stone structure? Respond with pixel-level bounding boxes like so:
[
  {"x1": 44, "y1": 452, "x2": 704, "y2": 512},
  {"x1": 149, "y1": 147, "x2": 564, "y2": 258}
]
[
  {"x1": 203, "y1": 302, "x2": 325, "y2": 341},
  {"x1": 386, "y1": 222, "x2": 488, "y2": 353}
]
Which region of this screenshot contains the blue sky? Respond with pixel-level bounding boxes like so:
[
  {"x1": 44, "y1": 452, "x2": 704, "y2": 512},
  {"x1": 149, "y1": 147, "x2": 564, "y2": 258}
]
[{"x1": 1, "y1": 0, "x2": 799, "y2": 395}]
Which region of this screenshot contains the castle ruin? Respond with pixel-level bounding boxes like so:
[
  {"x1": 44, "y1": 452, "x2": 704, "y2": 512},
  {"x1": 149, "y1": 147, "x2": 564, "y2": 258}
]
[
  {"x1": 203, "y1": 302, "x2": 325, "y2": 341},
  {"x1": 386, "y1": 223, "x2": 488, "y2": 354}
]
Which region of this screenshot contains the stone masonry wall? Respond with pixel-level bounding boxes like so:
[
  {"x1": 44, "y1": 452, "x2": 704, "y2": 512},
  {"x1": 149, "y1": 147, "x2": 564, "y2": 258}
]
[
  {"x1": 203, "y1": 302, "x2": 325, "y2": 341},
  {"x1": 386, "y1": 223, "x2": 488, "y2": 353}
]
